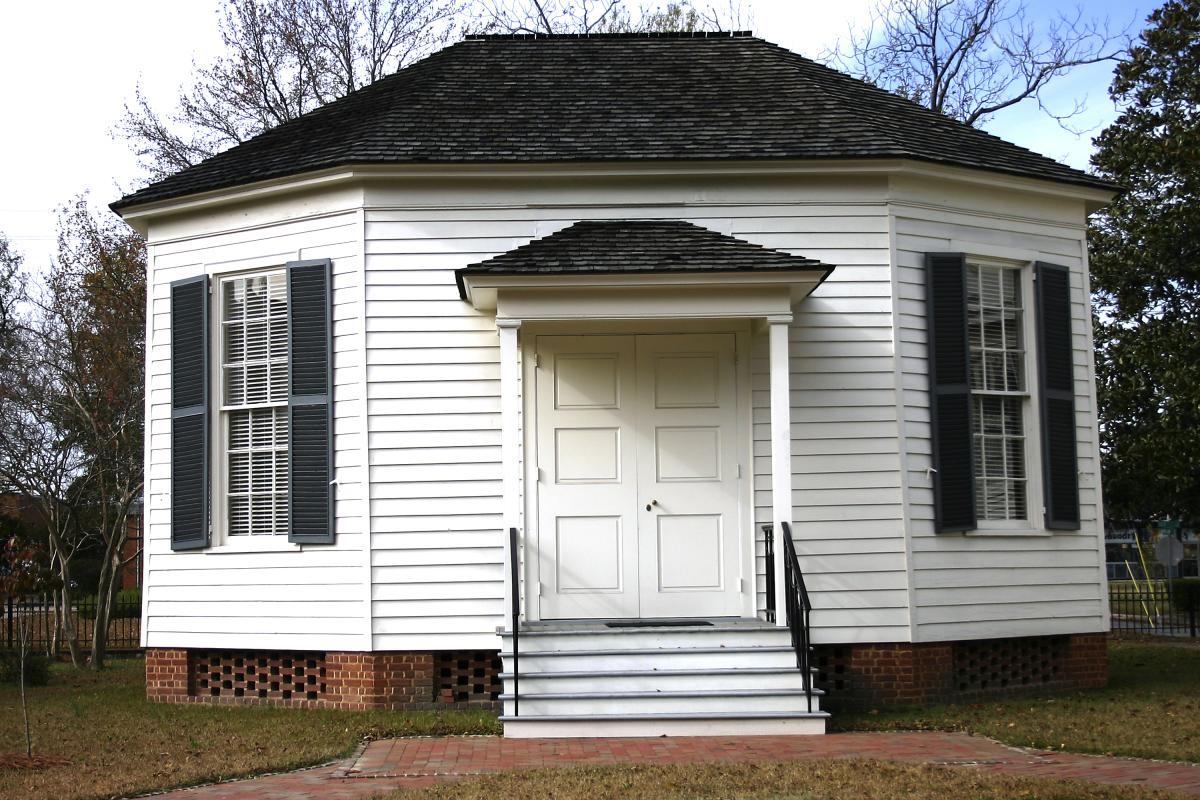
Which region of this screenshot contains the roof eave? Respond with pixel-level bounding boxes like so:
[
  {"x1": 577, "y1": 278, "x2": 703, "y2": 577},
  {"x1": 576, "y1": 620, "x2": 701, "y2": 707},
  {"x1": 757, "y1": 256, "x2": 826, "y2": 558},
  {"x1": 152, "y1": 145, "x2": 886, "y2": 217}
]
[
  {"x1": 457, "y1": 266, "x2": 835, "y2": 310},
  {"x1": 111, "y1": 157, "x2": 1118, "y2": 225}
]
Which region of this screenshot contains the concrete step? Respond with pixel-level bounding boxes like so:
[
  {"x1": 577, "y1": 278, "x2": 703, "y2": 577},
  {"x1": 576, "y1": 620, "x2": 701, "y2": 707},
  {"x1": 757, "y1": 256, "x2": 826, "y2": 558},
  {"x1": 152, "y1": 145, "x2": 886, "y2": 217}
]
[
  {"x1": 499, "y1": 667, "x2": 811, "y2": 694},
  {"x1": 503, "y1": 645, "x2": 800, "y2": 673},
  {"x1": 501, "y1": 711, "x2": 828, "y2": 738},
  {"x1": 500, "y1": 625, "x2": 791, "y2": 652},
  {"x1": 501, "y1": 688, "x2": 819, "y2": 717}
]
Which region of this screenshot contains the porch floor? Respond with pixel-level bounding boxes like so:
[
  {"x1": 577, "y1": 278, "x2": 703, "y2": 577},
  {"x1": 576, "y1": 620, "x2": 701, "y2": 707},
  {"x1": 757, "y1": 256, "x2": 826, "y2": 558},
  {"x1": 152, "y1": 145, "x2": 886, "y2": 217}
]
[{"x1": 519, "y1": 616, "x2": 777, "y2": 632}]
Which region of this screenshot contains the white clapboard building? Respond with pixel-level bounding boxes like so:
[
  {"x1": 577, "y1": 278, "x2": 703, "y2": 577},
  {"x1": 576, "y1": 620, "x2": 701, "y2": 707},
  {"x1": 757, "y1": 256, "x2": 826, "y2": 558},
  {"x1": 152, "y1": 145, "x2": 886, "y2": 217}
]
[{"x1": 115, "y1": 32, "x2": 1114, "y2": 738}]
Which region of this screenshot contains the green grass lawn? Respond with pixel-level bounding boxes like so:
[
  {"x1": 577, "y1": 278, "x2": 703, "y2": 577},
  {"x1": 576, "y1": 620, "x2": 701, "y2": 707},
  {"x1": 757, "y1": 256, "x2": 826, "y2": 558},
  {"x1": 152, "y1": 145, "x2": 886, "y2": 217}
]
[
  {"x1": 832, "y1": 639, "x2": 1200, "y2": 762},
  {"x1": 1, "y1": 640, "x2": 1196, "y2": 800},
  {"x1": 392, "y1": 760, "x2": 1176, "y2": 800},
  {"x1": 0, "y1": 659, "x2": 499, "y2": 800}
]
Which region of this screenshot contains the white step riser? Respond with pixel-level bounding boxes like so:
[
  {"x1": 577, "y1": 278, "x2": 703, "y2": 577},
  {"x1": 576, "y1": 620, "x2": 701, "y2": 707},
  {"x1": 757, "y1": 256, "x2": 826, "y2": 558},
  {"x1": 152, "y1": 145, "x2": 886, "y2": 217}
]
[
  {"x1": 504, "y1": 650, "x2": 799, "y2": 673},
  {"x1": 503, "y1": 716, "x2": 826, "y2": 738},
  {"x1": 504, "y1": 693, "x2": 817, "y2": 717},
  {"x1": 505, "y1": 672, "x2": 809, "y2": 694},
  {"x1": 502, "y1": 629, "x2": 792, "y2": 651}
]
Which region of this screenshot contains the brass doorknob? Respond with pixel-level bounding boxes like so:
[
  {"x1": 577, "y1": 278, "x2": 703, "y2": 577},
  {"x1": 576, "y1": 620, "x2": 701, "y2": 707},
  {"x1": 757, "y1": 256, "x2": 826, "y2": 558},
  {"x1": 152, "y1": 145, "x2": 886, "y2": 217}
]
[{"x1": 646, "y1": 499, "x2": 658, "y2": 512}]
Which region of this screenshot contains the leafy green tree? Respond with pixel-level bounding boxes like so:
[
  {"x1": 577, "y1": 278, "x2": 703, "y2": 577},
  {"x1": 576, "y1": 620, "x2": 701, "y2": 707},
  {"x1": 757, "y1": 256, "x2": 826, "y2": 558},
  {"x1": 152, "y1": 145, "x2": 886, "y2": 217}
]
[
  {"x1": 1089, "y1": 0, "x2": 1200, "y2": 524},
  {"x1": 49, "y1": 197, "x2": 147, "y2": 670},
  {"x1": 0, "y1": 199, "x2": 147, "y2": 670},
  {"x1": 0, "y1": 235, "x2": 23, "y2": 357}
]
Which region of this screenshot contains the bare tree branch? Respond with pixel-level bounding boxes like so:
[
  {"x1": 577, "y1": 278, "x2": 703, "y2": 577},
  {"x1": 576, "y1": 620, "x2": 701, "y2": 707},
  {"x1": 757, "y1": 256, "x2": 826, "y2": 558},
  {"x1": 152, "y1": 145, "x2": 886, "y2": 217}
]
[
  {"x1": 473, "y1": 1, "x2": 747, "y2": 35},
  {"x1": 824, "y1": 0, "x2": 1133, "y2": 128},
  {"x1": 117, "y1": 0, "x2": 462, "y2": 183}
]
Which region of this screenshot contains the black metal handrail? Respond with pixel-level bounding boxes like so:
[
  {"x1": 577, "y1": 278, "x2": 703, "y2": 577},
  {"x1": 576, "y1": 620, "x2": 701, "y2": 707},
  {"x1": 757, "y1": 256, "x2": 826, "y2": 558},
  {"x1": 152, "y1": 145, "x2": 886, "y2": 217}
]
[
  {"x1": 762, "y1": 522, "x2": 813, "y2": 713},
  {"x1": 508, "y1": 526, "x2": 520, "y2": 716},
  {"x1": 762, "y1": 526, "x2": 776, "y2": 622}
]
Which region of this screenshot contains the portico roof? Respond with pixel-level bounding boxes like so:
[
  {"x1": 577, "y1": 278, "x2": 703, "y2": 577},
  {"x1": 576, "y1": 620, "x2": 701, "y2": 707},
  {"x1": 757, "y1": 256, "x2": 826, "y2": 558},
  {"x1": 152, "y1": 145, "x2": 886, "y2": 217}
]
[{"x1": 456, "y1": 219, "x2": 834, "y2": 307}]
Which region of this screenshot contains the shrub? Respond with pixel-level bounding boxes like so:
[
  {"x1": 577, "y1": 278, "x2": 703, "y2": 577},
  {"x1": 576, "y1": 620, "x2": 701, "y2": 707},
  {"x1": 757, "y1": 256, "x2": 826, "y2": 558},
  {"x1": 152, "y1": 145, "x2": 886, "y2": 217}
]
[
  {"x1": 76, "y1": 587, "x2": 142, "y2": 619},
  {"x1": 1171, "y1": 579, "x2": 1200, "y2": 613},
  {"x1": 0, "y1": 649, "x2": 50, "y2": 686}
]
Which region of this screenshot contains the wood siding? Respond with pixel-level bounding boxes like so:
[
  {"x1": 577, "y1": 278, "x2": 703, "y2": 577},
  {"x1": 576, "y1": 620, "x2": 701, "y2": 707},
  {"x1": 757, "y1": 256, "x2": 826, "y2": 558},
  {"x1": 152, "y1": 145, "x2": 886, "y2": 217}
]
[
  {"x1": 362, "y1": 176, "x2": 910, "y2": 649},
  {"x1": 889, "y1": 178, "x2": 1108, "y2": 643},
  {"x1": 138, "y1": 169, "x2": 1108, "y2": 653},
  {"x1": 143, "y1": 205, "x2": 369, "y2": 650}
]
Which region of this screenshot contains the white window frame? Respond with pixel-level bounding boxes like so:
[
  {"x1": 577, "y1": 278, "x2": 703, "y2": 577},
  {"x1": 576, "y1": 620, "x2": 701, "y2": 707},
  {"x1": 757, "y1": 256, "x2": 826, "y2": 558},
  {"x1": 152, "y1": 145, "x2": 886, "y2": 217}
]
[
  {"x1": 965, "y1": 257, "x2": 1046, "y2": 535},
  {"x1": 207, "y1": 267, "x2": 298, "y2": 553}
]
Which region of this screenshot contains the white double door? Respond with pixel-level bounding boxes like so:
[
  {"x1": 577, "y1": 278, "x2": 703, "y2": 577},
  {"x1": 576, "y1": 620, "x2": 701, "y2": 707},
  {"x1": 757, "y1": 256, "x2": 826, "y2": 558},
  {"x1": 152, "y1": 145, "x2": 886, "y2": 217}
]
[{"x1": 535, "y1": 333, "x2": 744, "y2": 620}]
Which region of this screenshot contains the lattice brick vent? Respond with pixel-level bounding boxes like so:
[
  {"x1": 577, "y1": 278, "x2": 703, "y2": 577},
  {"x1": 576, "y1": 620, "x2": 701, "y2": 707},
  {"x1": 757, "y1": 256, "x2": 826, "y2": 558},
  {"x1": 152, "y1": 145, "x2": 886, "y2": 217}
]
[
  {"x1": 190, "y1": 651, "x2": 327, "y2": 700},
  {"x1": 953, "y1": 636, "x2": 1066, "y2": 693},
  {"x1": 812, "y1": 646, "x2": 852, "y2": 694},
  {"x1": 435, "y1": 651, "x2": 502, "y2": 703}
]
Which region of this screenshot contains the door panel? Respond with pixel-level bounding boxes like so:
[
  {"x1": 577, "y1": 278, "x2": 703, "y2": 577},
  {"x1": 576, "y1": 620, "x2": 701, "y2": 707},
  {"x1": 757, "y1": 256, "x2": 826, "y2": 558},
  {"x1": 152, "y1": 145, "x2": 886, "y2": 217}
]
[
  {"x1": 535, "y1": 332, "x2": 742, "y2": 620},
  {"x1": 636, "y1": 334, "x2": 742, "y2": 617},
  {"x1": 536, "y1": 336, "x2": 639, "y2": 619}
]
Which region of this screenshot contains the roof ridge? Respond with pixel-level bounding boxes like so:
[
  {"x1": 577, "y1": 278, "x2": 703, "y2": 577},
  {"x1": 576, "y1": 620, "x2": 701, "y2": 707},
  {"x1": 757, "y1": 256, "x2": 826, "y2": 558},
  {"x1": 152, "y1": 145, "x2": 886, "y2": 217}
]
[
  {"x1": 752, "y1": 42, "x2": 913, "y2": 165},
  {"x1": 464, "y1": 31, "x2": 754, "y2": 40}
]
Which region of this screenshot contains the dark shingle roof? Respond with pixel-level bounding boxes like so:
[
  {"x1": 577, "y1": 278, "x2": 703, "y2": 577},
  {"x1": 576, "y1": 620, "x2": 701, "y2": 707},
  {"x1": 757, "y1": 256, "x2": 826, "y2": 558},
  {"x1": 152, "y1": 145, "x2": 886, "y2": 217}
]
[
  {"x1": 113, "y1": 33, "x2": 1113, "y2": 211},
  {"x1": 455, "y1": 219, "x2": 834, "y2": 297}
]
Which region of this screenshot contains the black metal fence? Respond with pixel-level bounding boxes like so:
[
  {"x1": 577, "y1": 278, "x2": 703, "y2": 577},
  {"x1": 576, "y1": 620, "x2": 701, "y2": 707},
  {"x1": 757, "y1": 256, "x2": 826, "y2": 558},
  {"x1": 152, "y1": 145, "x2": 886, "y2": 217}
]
[
  {"x1": 1110, "y1": 582, "x2": 1198, "y2": 638},
  {"x1": 2, "y1": 593, "x2": 142, "y2": 655}
]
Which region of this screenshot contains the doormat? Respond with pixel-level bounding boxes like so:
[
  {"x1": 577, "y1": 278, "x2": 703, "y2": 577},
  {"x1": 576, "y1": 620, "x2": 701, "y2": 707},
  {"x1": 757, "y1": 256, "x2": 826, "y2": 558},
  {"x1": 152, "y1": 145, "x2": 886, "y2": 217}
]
[{"x1": 605, "y1": 620, "x2": 714, "y2": 628}]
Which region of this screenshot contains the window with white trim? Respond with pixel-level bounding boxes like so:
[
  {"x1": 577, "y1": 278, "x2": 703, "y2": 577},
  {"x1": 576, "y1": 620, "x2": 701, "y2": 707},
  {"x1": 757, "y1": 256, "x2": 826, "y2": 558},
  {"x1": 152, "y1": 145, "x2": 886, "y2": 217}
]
[
  {"x1": 966, "y1": 263, "x2": 1028, "y2": 521},
  {"x1": 221, "y1": 273, "x2": 289, "y2": 536}
]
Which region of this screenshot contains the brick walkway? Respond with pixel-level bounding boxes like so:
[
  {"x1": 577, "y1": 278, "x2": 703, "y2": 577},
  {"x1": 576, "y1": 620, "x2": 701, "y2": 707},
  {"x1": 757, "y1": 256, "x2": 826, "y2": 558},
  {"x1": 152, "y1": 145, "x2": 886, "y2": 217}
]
[{"x1": 143, "y1": 732, "x2": 1200, "y2": 799}]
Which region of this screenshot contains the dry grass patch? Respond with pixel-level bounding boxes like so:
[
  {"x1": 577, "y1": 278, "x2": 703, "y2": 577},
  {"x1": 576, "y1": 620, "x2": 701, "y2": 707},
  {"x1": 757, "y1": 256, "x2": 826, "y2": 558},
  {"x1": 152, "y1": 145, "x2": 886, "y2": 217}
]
[
  {"x1": 833, "y1": 640, "x2": 1200, "y2": 762},
  {"x1": 0, "y1": 658, "x2": 499, "y2": 800},
  {"x1": 393, "y1": 760, "x2": 1173, "y2": 800}
]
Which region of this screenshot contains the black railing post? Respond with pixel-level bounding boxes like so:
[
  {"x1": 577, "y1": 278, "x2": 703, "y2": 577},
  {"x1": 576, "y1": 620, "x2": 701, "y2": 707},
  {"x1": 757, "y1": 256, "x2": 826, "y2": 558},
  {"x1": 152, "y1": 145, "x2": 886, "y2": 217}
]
[
  {"x1": 508, "y1": 526, "x2": 520, "y2": 717},
  {"x1": 780, "y1": 522, "x2": 813, "y2": 714},
  {"x1": 762, "y1": 524, "x2": 776, "y2": 622}
]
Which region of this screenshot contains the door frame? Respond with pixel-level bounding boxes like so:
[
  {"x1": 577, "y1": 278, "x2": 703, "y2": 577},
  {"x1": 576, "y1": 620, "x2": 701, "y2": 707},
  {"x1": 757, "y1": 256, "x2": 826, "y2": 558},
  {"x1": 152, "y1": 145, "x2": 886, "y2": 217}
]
[{"x1": 521, "y1": 319, "x2": 756, "y2": 621}]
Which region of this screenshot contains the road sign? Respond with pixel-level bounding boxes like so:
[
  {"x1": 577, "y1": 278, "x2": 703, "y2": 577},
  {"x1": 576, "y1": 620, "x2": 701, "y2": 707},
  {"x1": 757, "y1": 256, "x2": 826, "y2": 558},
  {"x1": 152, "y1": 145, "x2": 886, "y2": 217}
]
[{"x1": 1156, "y1": 537, "x2": 1185, "y2": 567}]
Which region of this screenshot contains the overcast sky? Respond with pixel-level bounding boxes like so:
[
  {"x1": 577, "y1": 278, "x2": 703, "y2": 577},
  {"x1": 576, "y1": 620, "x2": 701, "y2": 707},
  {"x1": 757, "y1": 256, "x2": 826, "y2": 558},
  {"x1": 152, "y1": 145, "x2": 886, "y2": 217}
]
[{"x1": 0, "y1": 0, "x2": 1153, "y2": 271}]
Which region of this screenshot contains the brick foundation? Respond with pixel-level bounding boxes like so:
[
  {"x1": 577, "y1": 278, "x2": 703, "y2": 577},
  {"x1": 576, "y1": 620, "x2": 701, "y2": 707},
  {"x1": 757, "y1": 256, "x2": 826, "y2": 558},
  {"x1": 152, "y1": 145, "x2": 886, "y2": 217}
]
[
  {"x1": 814, "y1": 633, "x2": 1108, "y2": 710},
  {"x1": 145, "y1": 648, "x2": 495, "y2": 710},
  {"x1": 148, "y1": 634, "x2": 1106, "y2": 712},
  {"x1": 145, "y1": 648, "x2": 189, "y2": 702}
]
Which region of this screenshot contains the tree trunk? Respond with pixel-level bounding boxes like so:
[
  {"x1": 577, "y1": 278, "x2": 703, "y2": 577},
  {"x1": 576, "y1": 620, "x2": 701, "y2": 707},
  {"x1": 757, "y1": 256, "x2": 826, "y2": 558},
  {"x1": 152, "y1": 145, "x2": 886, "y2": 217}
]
[
  {"x1": 18, "y1": 614, "x2": 33, "y2": 758},
  {"x1": 46, "y1": 592, "x2": 58, "y2": 661},
  {"x1": 56, "y1": 564, "x2": 81, "y2": 669},
  {"x1": 89, "y1": 511, "x2": 130, "y2": 670},
  {"x1": 89, "y1": 556, "x2": 117, "y2": 670}
]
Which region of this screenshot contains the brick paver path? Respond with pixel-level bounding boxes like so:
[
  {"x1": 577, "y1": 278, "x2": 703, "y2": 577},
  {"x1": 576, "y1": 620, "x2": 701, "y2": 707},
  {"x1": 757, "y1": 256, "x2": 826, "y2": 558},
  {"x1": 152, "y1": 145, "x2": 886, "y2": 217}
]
[{"x1": 144, "y1": 732, "x2": 1200, "y2": 799}]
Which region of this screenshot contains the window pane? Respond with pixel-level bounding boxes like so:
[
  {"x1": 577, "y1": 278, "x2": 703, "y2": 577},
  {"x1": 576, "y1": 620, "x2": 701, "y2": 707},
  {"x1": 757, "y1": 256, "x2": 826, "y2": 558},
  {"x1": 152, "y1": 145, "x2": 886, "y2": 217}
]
[
  {"x1": 223, "y1": 273, "x2": 290, "y2": 407},
  {"x1": 228, "y1": 496, "x2": 250, "y2": 537},
  {"x1": 222, "y1": 273, "x2": 289, "y2": 537},
  {"x1": 1002, "y1": 268, "x2": 1019, "y2": 305},
  {"x1": 966, "y1": 264, "x2": 1024, "y2": 393},
  {"x1": 972, "y1": 394, "x2": 1027, "y2": 521}
]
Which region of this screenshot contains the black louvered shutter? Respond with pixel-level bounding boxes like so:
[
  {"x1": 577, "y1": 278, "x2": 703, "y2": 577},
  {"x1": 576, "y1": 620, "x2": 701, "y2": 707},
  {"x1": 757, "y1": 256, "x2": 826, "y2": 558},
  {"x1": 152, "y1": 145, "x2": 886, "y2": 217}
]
[
  {"x1": 1035, "y1": 262, "x2": 1080, "y2": 530},
  {"x1": 926, "y1": 253, "x2": 976, "y2": 532},
  {"x1": 170, "y1": 276, "x2": 210, "y2": 550},
  {"x1": 287, "y1": 259, "x2": 334, "y2": 544}
]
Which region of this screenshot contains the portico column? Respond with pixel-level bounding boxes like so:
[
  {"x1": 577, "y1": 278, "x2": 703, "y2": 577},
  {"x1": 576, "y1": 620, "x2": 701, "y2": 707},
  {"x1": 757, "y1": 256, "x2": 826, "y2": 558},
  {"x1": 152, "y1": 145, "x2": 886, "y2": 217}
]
[
  {"x1": 498, "y1": 318, "x2": 522, "y2": 627},
  {"x1": 768, "y1": 314, "x2": 794, "y2": 626}
]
